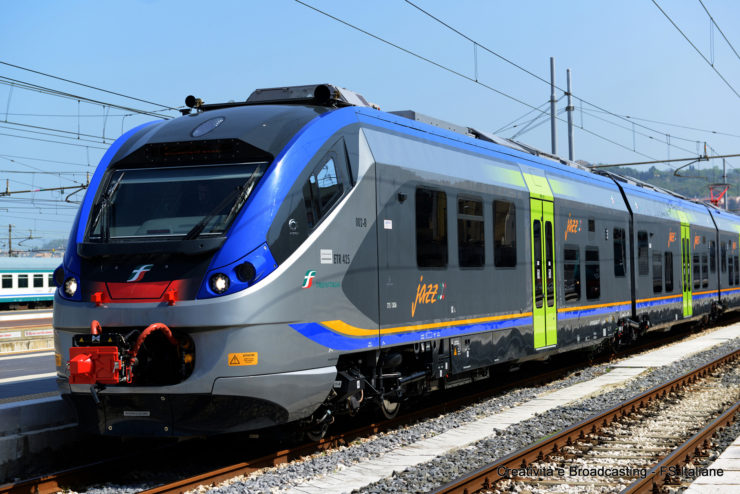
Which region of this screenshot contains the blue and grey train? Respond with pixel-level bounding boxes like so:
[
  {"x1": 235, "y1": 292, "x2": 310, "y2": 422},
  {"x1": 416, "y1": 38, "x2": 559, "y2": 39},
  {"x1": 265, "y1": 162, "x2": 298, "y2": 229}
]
[{"x1": 53, "y1": 84, "x2": 740, "y2": 437}]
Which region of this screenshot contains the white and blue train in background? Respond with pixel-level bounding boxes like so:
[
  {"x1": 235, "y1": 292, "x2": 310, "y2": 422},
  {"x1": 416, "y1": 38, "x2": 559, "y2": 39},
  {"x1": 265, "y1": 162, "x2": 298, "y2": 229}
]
[{"x1": 0, "y1": 257, "x2": 58, "y2": 308}]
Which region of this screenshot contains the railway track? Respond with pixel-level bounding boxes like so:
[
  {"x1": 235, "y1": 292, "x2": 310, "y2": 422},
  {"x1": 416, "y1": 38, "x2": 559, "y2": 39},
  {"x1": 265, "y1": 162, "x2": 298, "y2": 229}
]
[
  {"x1": 432, "y1": 347, "x2": 740, "y2": 494},
  {"x1": 0, "y1": 320, "x2": 734, "y2": 494}
]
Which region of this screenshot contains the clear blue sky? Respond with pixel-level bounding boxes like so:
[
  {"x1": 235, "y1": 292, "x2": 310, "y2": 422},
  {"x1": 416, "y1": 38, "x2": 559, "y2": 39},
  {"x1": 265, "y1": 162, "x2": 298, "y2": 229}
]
[{"x1": 1, "y1": 0, "x2": 740, "y2": 251}]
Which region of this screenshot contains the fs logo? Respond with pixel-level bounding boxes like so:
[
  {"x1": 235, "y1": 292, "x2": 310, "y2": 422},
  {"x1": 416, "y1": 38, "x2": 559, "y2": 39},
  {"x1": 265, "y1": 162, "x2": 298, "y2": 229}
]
[
  {"x1": 127, "y1": 264, "x2": 154, "y2": 283},
  {"x1": 302, "y1": 270, "x2": 317, "y2": 289}
]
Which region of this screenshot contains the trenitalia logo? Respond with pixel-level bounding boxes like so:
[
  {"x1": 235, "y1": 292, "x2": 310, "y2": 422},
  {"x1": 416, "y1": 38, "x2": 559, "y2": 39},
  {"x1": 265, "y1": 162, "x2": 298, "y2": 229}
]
[
  {"x1": 302, "y1": 270, "x2": 317, "y2": 289},
  {"x1": 127, "y1": 264, "x2": 154, "y2": 282}
]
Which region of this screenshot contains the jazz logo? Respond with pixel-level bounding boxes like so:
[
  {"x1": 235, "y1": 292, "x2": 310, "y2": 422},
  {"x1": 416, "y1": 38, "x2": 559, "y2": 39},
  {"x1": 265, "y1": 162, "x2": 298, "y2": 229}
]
[
  {"x1": 127, "y1": 264, "x2": 153, "y2": 282},
  {"x1": 668, "y1": 231, "x2": 676, "y2": 247},
  {"x1": 302, "y1": 270, "x2": 317, "y2": 289},
  {"x1": 411, "y1": 276, "x2": 446, "y2": 318},
  {"x1": 565, "y1": 214, "x2": 580, "y2": 240}
]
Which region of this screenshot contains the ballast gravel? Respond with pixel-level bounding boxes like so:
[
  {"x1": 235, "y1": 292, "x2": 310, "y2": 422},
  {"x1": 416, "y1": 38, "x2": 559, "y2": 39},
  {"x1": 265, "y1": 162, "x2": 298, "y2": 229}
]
[{"x1": 72, "y1": 330, "x2": 740, "y2": 494}]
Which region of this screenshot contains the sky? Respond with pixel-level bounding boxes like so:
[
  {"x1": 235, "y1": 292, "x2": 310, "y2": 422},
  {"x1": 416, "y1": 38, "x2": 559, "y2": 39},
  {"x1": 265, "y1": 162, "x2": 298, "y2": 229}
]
[{"x1": 1, "y1": 0, "x2": 740, "y2": 253}]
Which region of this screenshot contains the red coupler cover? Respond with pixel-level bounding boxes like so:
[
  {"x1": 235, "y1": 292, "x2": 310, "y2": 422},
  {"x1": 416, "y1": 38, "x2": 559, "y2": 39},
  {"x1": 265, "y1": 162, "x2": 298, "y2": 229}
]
[{"x1": 69, "y1": 346, "x2": 122, "y2": 385}]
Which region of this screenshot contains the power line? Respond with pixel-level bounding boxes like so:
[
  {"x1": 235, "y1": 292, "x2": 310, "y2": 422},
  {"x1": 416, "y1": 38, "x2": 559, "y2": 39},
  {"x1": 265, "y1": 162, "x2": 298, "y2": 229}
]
[
  {"x1": 0, "y1": 76, "x2": 173, "y2": 119},
  {"x1": 0, "y1": 131, "x2": 108, "y2": 150},
  {"x1": 294, "y1": 0, "x2": 658, "y2": 161},
  {"x1": 0, "y1": 59, "x2": 178, "y2": 111},
  {"x1": 402, "y1": 0, "x2": 723, "y2": 157},
  {"x1": 2, "y1": 119, "x2": 115, "y2": 143},
  {"x1": 0, "y1": 154, "x2": 93, "y2": 167},
  {"x1": 0, "y1": 123, "x2": 114, "y2": 146},
  {"x1": 697, "y1": 0, "x2": 740, "y2": 63},
  {"x1": 651, "y1": 0, "x2": 740, "y2": 99}
]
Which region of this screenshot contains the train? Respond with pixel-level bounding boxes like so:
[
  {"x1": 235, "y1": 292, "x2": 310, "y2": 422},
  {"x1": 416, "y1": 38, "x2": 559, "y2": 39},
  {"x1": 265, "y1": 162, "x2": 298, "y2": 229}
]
[
  {"x1": 0, "y1": 257, "x2": 58, "y2": 308},
  {"x1": 53, "y1": 84, "x2": 740, "y2": 438}
]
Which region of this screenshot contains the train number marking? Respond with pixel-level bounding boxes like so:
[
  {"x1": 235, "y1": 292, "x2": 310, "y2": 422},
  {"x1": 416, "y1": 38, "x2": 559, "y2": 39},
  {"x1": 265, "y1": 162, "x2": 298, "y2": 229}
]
[
  {"x1": 228, "y1": 353, "x2": 258, "y2": 366},
  {"x1": 355, "y1": 217, "x2": 367, "y2": 228}
]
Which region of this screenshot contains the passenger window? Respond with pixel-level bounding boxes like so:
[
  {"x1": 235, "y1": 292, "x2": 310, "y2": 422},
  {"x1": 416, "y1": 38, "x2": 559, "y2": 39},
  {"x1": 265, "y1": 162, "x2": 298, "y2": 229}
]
[
  {"x1": 493, "y1": 201, "x2": 516, "y2": 267},
  {"x1": 18, "y1": 274, "x2": 28, "y2": 289},
  {"x1": 585, "y1": 247, "x2": 600, "y2": 300},
  {"x1": 33, "y1": 274, "x2": 44, "y2": 288},
  {"x1": 457, "y1": 198, "x2": 484, "y2": 267},
  {"x1": 652, "y1": 253, "x2": 663, "y2": 293},
  {"x1": 416, "y1": 188, "x2": 448, "y2": 267},
  {"x1": 702, "y1": 254, "x2": 708, "y2": 288},
  {"x1": 303, "y1": 158, "x2": 342, "y2": 228},
  {"x1": 1, "y1": 274, "x2": 11, "y2": 289},
  {"x1": 693, "y1": 255, "x2": 700, "y2": 289},
  {"x1": 638, "y1": 231, "x2": 649, "y2": 276},
  {"x1": 48, "y1": 274, "x2": 54, "y2": 287},
  {"x1": 735, "y1": 256, "x2": 739, "y2": 285},
  {"x1": 710, "y1": 240, "x2": 716, "y2": 273},
  {"x1": 665, "y1": 252, "x2": 673, "y2": 292},
  {"x1": 563, "y1": 245, "x2": 580, "y2": 301},
  {"x1": 721, "y1": 242, "x2": 727, "y2": 273},
  {"x1": 613, "y1": 227, "x2": 626, "y2": 277},
  {"x1": 730, "y1": 256, "x2": 735, "y2": 286}
]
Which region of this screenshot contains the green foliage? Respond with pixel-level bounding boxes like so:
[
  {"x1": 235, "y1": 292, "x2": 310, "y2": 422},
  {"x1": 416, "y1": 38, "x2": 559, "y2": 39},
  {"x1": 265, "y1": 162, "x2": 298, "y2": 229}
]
[{"x1": 612, "y1": 165, "x2": 737, "y2": 201}]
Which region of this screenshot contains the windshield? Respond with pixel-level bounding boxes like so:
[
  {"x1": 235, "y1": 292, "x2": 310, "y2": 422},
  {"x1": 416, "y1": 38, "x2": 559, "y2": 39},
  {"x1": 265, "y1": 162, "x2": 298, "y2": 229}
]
[{"x1": 87, "y1": 163, "x2": 266, "y2": 241}]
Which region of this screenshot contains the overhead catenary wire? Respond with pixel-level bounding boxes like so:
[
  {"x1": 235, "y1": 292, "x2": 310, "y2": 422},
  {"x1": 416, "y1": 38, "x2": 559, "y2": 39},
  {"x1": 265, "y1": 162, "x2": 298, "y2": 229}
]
[
  {"x1": 0, "y1": 76, "x2": 173, "y2": 119},
  {"x1": 651, "y1": 0, "x2": 740, "y2": 100},
  {"x1": 697, "y1": 0, "x2": 740, "y2": 64},
  {"x1": 402, "y1": 0, "x2": 725, "y2": 158},
  {"x1": 294, "y1": 0, "x2": 658, "y2": 161},
  {"x1": 0, "y1": 59, "x2": 178, "y2": 111}
]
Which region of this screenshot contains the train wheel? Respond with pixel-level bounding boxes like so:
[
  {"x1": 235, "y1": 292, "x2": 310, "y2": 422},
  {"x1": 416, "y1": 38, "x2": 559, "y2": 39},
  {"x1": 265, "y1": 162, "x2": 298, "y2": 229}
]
[
  {"x1": 379, "y1": 397, "x2": 400, "y2": 419},
  {"x1": 305, "y1": 422, "x2": 329, "y2": 442}
]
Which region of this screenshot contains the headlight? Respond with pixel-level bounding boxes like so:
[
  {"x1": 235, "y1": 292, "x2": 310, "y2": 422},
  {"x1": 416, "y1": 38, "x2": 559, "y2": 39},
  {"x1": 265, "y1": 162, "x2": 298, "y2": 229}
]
[
  {"x1": 63, "y1": 277, "x2": 78, "y2": 297},
  {"x1": 209, "y1": 273, "x2": 230, "y2": 294}
]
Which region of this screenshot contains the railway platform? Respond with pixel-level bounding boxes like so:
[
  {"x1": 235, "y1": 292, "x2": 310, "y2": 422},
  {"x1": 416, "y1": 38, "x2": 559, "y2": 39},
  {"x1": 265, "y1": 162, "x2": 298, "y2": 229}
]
[{"x1": 684, "y1": 435, "x2": 740, "y2": 493}]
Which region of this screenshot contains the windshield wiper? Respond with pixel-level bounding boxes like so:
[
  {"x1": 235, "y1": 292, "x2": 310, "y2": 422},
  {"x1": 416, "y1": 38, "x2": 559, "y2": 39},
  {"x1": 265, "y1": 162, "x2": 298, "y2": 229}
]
[
  {"x1": 184, "y1": 163, "x2": 266, "y2": 241},
  {"x1": 90, "y1": 172, "x2": 125, "y2": 241}
]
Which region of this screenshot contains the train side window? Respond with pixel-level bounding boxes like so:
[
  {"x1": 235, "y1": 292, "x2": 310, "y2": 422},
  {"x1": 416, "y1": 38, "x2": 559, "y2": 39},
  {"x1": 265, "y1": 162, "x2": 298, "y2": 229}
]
[
  {"x1": 493, "y1": 200, "x2": 516, "y2": 267},
  {"x1": 33, "y1": 274, "x2": 44, "y2": 288},
  {"x1": 701, "y1": 254, "x2": 708, "y2": 288},
  {"x1": 18, "y1": 274, "x2": 28, "y2": 289},
  {"x1": 665, "y1": 251, "x2": 673, "y2": 292},
  {"x1": 735, "y1": 256, "x2": 739, "y2": 285},
  {"x1": 563, "y1": 245, "x2": 581, "y2": 301},
  {"x1": 710, "y1": 240, "x2": 716, "y2": 273},
  {"x1": 457, "y1": 198, "x2": 484, "y2": 267},
  {"x1": 585, "y1": 247, "x2": 600, "y2": 300},
  {"x1": 693, "y1": 254, "x2": 700, "y2": 289},
  {"x1": 47, "y1": 274, "x2": 54, "y2": 287},
  {"x1": 1, "y1": 274, "x2": 11, "y2": 289},
  {"x1": 613, "y1": 227, "x2": 626, "y2": 277},
  {"x1": 721, "y1": 242, "x2": 727, "y2": 273},
  {"x1": 303, "y1": 157, "x2": 342, "y2": 229},
  {"x1": 416, "y1": 188, "x2": 448, "y2": 267},
  {"x1": 637, "y1": 231, "x2": 649, "y2": 276},
  {"x1": 730, "y1": 256, "x2": 735, "y2": 286},
  {"x1": 652, "y1": 253, "x2": 663, "y2": 293}
]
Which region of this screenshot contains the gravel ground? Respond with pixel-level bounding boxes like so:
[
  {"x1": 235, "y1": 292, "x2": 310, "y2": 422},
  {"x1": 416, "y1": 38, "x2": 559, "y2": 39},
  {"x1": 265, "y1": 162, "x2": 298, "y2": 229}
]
[{"x1": 70, "y1": 328, "x2": 740, "y2": 494}]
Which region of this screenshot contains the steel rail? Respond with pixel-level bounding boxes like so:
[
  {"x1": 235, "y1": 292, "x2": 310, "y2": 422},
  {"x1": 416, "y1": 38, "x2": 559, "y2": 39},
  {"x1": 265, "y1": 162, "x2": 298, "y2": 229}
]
[
  {"x1": 431, "y1": 347, "x2": 740, "y2": 494},
  {"x1": 623, "y1": 399, "x2": 740, "y2": 493}
]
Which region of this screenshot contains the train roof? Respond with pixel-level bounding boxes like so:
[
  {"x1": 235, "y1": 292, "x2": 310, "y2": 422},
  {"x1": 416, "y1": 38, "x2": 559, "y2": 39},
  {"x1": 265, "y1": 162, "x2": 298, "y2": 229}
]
[{"x1": 0, "y1": 257, "x2": 60, "y2": 271}]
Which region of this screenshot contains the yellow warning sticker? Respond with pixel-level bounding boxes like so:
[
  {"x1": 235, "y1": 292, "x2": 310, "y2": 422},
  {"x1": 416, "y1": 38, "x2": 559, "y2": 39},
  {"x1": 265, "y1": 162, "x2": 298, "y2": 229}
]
[{"x1": 228, "y1": 352, "x2": 258, "y2": 366}]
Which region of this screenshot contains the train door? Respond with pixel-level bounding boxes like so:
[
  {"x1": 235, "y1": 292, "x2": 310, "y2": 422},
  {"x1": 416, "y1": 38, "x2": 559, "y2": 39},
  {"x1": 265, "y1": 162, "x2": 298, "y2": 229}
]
[
  {"x1": 530, "y1": 198, "x2": 557, "y2": 349},
  {"x1": 681, "y1": 223, "x2": 693, "y2": 317}
]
